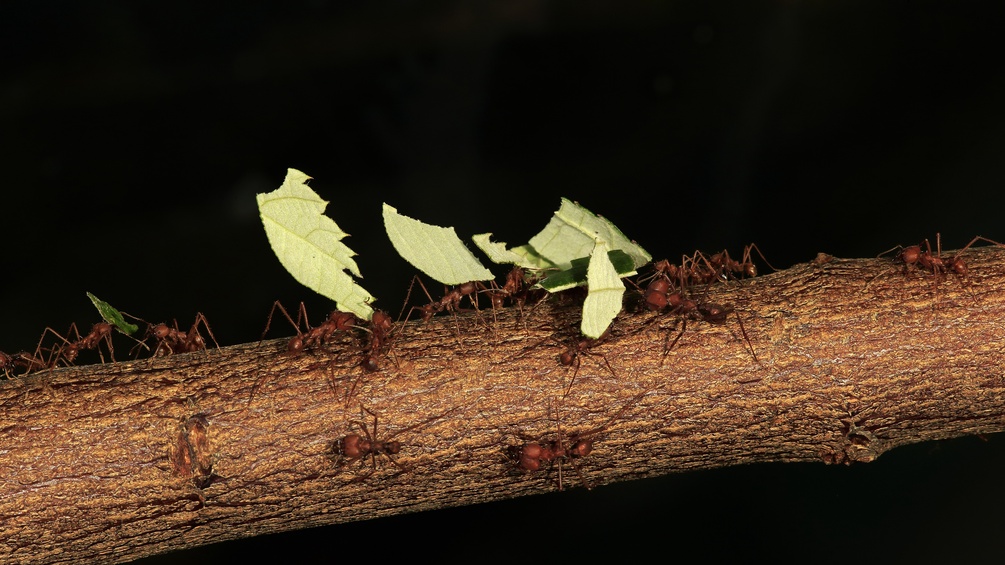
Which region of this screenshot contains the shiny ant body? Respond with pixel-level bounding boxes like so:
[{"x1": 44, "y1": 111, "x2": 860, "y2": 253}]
[
  {"x1": 146, "y1": 313, "x2": 218, "y2": 356},
  {"x1": 361, "y1": 310, "x2": 394, "y2": 372},
  {"x1": 331, "y1": 403, "x2": 456, "y2": 481},
  {"x1": 558, "y1": 331, "x2": 616, "y2": 398},
  {"x1": 1, "y1": 350, "x2": 48, "y2": 378},
  {"x1": 33, "y1": 321, "x2": 118, "y2": 367},
  {"x1": 402, "y1": 277, "x2": 485, "y2": 324},
  {"x1": 641, "y1": 260, "x2": 759, "y2": 367},
  {"x1": 892, "y1": 234, "x2": 1003, "y2": 279},
  {"x1": 513, "y1": 389, "x2": 653, "y2": 491},
  {"x1": 332, "y1": 405, "x2": 408, "y2": 481},
  {"x1": 261, "y1": 301, "x2": 358, "y2": 354}
]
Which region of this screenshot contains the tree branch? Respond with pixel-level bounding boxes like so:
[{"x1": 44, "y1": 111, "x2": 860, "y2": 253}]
[{"x1": 4, "y1": 248, "x2": 1005, "y2": 564}]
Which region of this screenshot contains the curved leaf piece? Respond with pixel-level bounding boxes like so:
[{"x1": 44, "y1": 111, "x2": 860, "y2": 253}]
[
  {"x1": 535, "y1": 250, "x2": 636, "y2": 292},
  {"x1": 471, "y1": 233, "x2": 539, "y2": 268},
  {"x1": 257, "y1": 169, "x2": 375, "y2": 320},
  {"x1": 86, "y1": 292, "x2": 138, "y2": 335},
  {"x1": 524, "y1": 198, "x2": 651, "y2": 270},
  {"x1": 581, "y1": 240, "x2": 626, "y2": 338},
  {"x1": 383, "y1": 204, "x2": 494, "y2": 285}
]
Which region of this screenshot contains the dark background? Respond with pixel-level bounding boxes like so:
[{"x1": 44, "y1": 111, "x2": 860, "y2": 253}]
[{"x1": 3, "y1": 1, "x2": 1004, "y2": 562}]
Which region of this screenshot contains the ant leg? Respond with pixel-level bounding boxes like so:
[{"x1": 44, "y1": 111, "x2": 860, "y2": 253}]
[
  {"x1": 660, "y1": 316, "x2": 688, "y2": 367},
  {"x1": 192, "y1": 312, "x2": 220, "y2": 352},
  {"x1": 744, "y1": 243, "x2": 778, "y2": 274},
  {"x1": 259, "y1": 300, "x2": 304, "y2": 344},
  {"x1": 733, "y1": 310, "x2": 761, "y2": 367}
]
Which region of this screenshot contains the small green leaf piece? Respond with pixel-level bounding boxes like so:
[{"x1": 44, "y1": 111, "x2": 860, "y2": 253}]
[
  {"x1": 581, "y1": 240, "x2": 625, "y2": 338},
  {"x1": 471, "y1": 233, "x2": 539, "y2": 267},
  {"x1": 525, "y1": 198, "x2": 651, "y2": 270},
  {"x1": 383, "y1": 204, "x2": 494, "y2": 285},
  {"x1": 257, "y1": 169, "x2": 375, "y2": 320},
  {"x1": 86, "y1": 292, "x2": 139, "y2": 335},
  {"x1": 535, "y1": 250, "x2": 637, "y2": 292}
]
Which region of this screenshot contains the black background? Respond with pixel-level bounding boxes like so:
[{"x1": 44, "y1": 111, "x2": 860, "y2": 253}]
[{"x1": 3, "y1": 1, "x2": 1005, "y2": 563}]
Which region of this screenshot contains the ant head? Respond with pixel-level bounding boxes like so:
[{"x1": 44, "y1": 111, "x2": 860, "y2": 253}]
[
  {"x1": 371, "y1": 311, "x2": 393, "y2": 334},
  {"x1": 152, "y1": 323, "x2": 171, "y2": 340},
  {"x1": 744, "y1": 263, "x2": 757, "y2": 278},
  {"x1": 570, "y1": 438, "x2": 593, "y2": 458},
  {"x1": 385, "y1": 441, "x2": 401, "y2": 455},
  {"x1": 93, "y1": 322, "x2": 112, "y2": 335},
  {"x1": 332, "y1": 312, "x2": 357, "y2": 331},
  {"x1": 287, "y1": 335, "x2": 304, "y2": 354},
  {"x1": 698, "y1": 303, "x2": 732, "y2": 324}
]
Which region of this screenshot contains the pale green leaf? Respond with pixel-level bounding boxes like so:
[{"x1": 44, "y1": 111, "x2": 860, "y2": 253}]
[
  {"x1": 257, "y1": 169, "x2": 375, "y2": 320},
  {"x1": 535, "y1": 250, "x2": 637, "y2": 292},
  {"x1": 86, "y1": 292, "x2": 139, "y2": 335},
  {"x1": 471, "y1": 233, "x2": 541, "y2": 268},
  {"x1": 525, "y1": 198, "x2": 651, "y2": 270},
  {"x1": 581, "y1": 240, "x2": 625, "y2": 338},
  {"x1": 383, "y1": 204, "x2": 494, "y2": 285}
]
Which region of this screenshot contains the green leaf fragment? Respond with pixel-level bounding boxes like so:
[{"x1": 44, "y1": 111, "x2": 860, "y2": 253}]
[
  {"x1": 524, "y1": 198, "x2": 651, "y2": 270},
  {"x1": 257, "y1": 168, "x2": 375, "y2": 320},
  {"x1": 383, "y1": 204, "x2": 494, "y2": 285},
  {"x1": 471, "y1": 233, "x2": 540, "y2": 268},
  {"x1": 535, "y1": 250, "x2": 637, "y2": 292},
  {"x1": 86, "y1": 292, "x2": 139, "y2": 335},
  {"x1": 581, "y1": 240, "x2": 626, "y2": 338}
]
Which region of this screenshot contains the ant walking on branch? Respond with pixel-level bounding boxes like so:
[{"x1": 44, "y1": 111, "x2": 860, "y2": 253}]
[
  {"x1": 513, "y1": 388, "x2": 654, "y2": 491},
  {"x1": 1, "y1": 350, "x2": 49, "y2": 378},
  {"x1": 33, "y1": 320, "x2": 121, "y2": 367},
  {"x1": 888, "y1": 234, "x2": 1004, "y2": 280},
  {"x1": 558, "y1": 330, "x2": 617, "y2": 399},
  {"x1": 330, "y1": 403, "x2": 458, "y2": 482},
  {"x1": 640, "y1": 256, "x2": 760, "y2": 368},
  {"x1": 260, "y1": 300, "x2": 358, "y2": 355},
  {"x1": 144, "y1": 313, "x2": 219, "y2": 356}
]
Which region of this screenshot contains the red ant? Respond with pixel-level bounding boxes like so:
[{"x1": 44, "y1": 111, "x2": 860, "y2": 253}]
[
  {"x1": 644, "y1": 269, "x2": 760, "y2": 368},
  {"x1": 361, "y1": 310, "x2": 394, "y2": 372},
  {"x1": 331, "y1": 403, "x2": 456, "y2": 482},
  {"x1": 891, "y1": 234, "x2": 1003, "y2": 279},
  {"x1": 558, "y1": 330, "x2": 616, "y2": 398},
  {"x1": 708, "y1": 243, "x2": 775, "y2": 280},
  {"x1": 146, "y1": 313, "x2": 219, "y2": 356},
  {"x1": 261, "y1": 301, "x2": 358, "y2": 354},
  {"x1": 32, "y1": 321, "x2": 120, "y2": 367},
  {"x1": 401, "y1": 276, "x2": 486, "y2": 326},
  {"x1": 1, "y1": 350, "x2": 49, "y2": 378},
  {"x1": 514, "y1": 389, "x2": 653, "y2": 491}
]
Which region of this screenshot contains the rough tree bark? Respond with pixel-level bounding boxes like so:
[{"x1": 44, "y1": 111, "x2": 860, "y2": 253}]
[{"x1": 3, "y1": 248, "x2": 1005, "y2": 564}]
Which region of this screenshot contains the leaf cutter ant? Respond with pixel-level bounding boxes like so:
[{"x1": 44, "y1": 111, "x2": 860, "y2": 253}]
[
  {"x1": 513, "y1": 388, "x2": 653, "y2": 491},
  {"x1": 330, "y1": 403, "x2": 458, "y2": 482}
]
